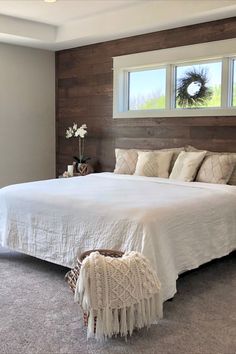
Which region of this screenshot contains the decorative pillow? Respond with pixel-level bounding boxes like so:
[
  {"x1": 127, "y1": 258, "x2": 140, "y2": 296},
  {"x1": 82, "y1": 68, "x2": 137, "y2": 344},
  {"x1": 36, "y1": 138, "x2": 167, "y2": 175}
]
[
  {"x1": 114, "y1": 147, "x2": 184, "y2": 175},
  {"x1": 185, "y1": 145, "x2": 236, "y2": 185},
  {"x1": 196, "y1": 154, "x2": 236, "y2": 184},
  {"x1": 229, "y1": 167, "x2": 236, "y2": 185},
  {"x1": 134, "y1": 151, "x2": 173, "y2": 178},
  {"x1": 169, "y1": 151, "x2": 207, "y2": 182},
  {"x1": 157, "y1": 147, "x2": 184, "y2": 171},
  {"x1": 114, "y1": 149, "x2": 138, "y2": 174}
]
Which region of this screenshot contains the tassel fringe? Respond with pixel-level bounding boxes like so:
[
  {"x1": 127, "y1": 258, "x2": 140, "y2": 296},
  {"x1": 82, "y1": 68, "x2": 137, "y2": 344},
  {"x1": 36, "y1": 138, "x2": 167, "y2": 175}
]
[
  {"x1": 75, "y1": 251, "x2": 163, "y2": 341},
  {"x1": 84, "y1": 293, "x2": 162, "y2": 341}
]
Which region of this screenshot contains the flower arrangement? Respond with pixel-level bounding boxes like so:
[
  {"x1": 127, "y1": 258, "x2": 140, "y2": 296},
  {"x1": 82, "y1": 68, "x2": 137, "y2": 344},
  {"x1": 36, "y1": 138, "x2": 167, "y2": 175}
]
[{"x1": 65, "y1": 123, "x2": 90, "y2": 164}]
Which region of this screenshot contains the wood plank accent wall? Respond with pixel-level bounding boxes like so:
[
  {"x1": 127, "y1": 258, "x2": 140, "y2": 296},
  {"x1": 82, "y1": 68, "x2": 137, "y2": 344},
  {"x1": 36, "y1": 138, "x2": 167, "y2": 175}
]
[{"x1": 56, "y1": 17, "x2": 236, "y2": 175}]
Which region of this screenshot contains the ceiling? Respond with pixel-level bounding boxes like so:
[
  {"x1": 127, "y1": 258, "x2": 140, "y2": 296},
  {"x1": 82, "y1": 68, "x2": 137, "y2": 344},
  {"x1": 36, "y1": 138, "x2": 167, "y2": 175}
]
[
  {"x1": 0, "y1": 0, "x2": 140, "y2": 26},
  {"x1": 0, "y1": 0, "x2": 236, "y2": 51}
]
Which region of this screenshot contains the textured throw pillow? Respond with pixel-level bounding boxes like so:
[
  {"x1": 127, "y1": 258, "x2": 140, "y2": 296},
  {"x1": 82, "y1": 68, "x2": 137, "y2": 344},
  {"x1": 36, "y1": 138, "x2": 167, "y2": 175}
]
[
  {"x1": 196, "y1": 154, "x2": 236, "y2": 184},
  {"x1": 229, "y1": 167, "x2": 236, "y2": 185},
  {"x1": 134, "y1": 151, "x2": 173, "y2": 178},
  {"x1": 114, "y1": 147, "x2": 184, "y2": 175},
  {"x1": 114, "y1": 149, "x2": 138, "y2": 174},
  {"x1": 169, "y1": 151, "x2": 207, "y2": 182},
  {"x1": 158, "y1": 147, "x2": 184, "y2": 171},
  {"x1": 185, "y1": 145, "x2": 236, "y2": 185}
]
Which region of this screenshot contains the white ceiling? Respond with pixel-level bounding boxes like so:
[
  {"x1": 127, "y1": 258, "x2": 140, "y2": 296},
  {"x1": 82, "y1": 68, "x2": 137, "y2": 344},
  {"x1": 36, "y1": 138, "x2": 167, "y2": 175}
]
[
  {"x1": 0, "y1": 0, "x2": 236, "y2": 51},
  {"x1": 0, "y1": 0, "x2": 140, "y2": 26}
]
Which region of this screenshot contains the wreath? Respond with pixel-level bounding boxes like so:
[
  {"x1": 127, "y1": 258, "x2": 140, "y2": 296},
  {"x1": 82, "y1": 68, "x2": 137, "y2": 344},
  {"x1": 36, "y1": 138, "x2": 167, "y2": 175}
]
[{"x1": 176, "y1": 68, "x2": 213, "y2": 108}]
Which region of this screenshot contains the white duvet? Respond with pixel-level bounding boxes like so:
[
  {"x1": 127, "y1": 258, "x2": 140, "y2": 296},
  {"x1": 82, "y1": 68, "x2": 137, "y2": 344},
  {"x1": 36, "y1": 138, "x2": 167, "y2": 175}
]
[{"x1": 0, "y1": 173, "x2": 236, "y2": 301}]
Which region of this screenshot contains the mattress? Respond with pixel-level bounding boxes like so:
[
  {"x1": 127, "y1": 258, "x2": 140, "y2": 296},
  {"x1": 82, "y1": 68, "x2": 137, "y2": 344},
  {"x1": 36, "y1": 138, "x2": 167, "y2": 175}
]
[{"x1": 0, "y1": 172, "x2": 236, "y2": 301}]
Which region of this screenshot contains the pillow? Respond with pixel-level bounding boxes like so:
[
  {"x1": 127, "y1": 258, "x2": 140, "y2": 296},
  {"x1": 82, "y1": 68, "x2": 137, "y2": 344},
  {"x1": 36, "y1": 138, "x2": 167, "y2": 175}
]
[
  {"x1": 196, "y1": 154, "x2": 236, "y2": 184},
  {"x1": 114, "y1": 147, "x2": 184, "y2": 175},
  {"x1": 157, "y1": 147, "x2": 184, "y2": 171},
  {"x1": 229, "y1": 168, "x2": 236, "y2": 185},
  {"x1": 169, "y1": 151, "x2": 207, "y2": 182},
  {"x1": 134, "y1": 151, "x2": 173, "y2": 178},
  {"x1": 185, "y1": 145, "x2": 236, "y2": 185},
  {"x1": 114, "y1": 149, "x2": 138, "y2": 174}
]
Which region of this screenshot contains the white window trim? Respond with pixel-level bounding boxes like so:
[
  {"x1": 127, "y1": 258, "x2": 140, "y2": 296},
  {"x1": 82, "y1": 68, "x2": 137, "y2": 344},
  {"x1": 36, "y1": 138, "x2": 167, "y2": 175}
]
[{"x1": 113, "y1": 38, "x2": 236, "y2": 119}]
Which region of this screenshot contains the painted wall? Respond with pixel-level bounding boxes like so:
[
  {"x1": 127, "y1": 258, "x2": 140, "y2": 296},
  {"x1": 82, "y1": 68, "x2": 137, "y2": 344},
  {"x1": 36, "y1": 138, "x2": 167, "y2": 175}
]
[{"x1": 0, "y1": 43, "x2": 55, "y2": 187}]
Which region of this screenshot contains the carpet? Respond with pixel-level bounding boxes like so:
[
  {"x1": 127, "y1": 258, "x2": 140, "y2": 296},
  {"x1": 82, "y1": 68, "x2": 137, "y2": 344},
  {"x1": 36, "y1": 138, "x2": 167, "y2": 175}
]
[{"x1": 0, "y1": 247, "x2": 235, "y2": 354}]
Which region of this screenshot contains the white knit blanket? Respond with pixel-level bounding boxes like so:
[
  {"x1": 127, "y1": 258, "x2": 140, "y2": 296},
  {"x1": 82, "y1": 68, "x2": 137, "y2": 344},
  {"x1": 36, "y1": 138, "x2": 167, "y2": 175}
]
[{"x1": 75, "y1": 251, "x2": 163, "y2": 340}]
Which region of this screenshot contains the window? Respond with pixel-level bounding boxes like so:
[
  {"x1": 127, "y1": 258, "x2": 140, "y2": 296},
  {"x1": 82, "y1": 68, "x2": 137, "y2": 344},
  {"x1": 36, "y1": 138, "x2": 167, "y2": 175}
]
[
  {"x1": 233, "y1": 59, "x2": 236, "y2": 107},
  {"x1": 129, "y1": 68, "x2": 166, "y2": 110},
  {"x1": 113, "y1": 38, "x2": 236, "y2": 118},
  {"x1": 175, "y1": 61, "x2": 222, "y2": 108}
]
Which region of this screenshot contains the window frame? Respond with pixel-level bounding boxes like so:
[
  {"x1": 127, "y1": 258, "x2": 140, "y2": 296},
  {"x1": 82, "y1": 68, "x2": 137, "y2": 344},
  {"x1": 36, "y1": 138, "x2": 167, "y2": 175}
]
[
  {"x1": 231, "y1": 57, "x2": 236, "y2": 107},
  {"x1": 113, "y1": 38, "x2": 236, "y2": 119}
]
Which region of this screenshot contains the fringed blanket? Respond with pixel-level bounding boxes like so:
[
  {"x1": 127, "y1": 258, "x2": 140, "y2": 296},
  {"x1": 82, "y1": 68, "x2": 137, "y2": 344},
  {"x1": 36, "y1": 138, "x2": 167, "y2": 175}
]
[{"x1": 75, "y1": 251, "x2": 162, "y2": 340}]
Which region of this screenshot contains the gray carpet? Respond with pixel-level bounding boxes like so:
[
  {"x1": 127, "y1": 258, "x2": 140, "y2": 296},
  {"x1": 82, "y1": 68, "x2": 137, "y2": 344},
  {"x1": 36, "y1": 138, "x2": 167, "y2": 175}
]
[{"x1": 0, "y1": 247, "x2": 235, "y2": 354}]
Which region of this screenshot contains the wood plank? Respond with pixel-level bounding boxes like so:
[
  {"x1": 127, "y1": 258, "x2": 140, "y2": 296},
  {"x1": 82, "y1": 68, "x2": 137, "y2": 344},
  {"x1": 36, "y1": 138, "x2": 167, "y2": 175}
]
[{"x1": 56, "y1": 17, "x2": 236, "y2": 172}]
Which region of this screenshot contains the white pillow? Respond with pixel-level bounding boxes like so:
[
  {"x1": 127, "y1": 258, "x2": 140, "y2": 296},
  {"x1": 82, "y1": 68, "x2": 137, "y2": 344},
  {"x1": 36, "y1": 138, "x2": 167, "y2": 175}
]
[
  {"x1": 157, "y1": 147, "x2": 184, "y2": 171},
  {"x1": 114, "y1": 147, "x2": 184, "y2": 175},
  {"x1": 185, "y1": 145, "x2": 236, "y2": 185},
  {"x1": 134, "y1": 151, "x2": 173, "y2": 178},
  {"x1": 196, "y1": 154, "x2": 236, "y2": 184},
  {"x1": 169, "y1": 151, "x2": 207, "y2": 182}
]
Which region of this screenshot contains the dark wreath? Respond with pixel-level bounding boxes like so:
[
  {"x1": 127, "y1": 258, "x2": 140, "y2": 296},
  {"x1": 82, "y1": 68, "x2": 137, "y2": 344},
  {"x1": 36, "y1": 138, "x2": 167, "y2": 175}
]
[{"x1": 176, "y1": 68, "x2": 213, "y2": 108}]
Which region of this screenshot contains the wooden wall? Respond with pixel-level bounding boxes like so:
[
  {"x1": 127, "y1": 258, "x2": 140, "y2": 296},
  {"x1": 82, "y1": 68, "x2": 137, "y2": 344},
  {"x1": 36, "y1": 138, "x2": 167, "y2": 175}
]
[{"x1": 56, "y1": 17, "x2": 236, "y2": 175}]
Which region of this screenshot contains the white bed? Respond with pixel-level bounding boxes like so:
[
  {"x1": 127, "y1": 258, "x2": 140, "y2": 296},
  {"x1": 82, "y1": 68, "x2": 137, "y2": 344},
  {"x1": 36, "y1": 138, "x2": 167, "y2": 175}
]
[{"x1": 0, "y1": 172, "x2": 235, "y2": 301}]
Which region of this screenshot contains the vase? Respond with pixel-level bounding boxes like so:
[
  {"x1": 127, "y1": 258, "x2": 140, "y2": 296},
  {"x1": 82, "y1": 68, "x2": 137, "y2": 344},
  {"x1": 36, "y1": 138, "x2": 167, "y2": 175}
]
[{"x1": 77, "y1": 163, "x2": 94, "y2": 176}]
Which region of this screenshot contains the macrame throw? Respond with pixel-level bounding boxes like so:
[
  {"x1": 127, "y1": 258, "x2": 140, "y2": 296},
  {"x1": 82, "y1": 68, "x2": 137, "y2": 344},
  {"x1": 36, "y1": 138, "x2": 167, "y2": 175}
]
[{"x1": 74, "y1": 251, "x2": 163, "y2": 340}]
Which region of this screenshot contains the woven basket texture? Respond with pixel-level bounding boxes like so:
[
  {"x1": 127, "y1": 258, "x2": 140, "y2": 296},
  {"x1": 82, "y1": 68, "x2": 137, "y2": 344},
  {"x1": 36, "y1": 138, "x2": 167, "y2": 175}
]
[{"x1": 65, "y1": 249, "x2": 124, "y2": 327}]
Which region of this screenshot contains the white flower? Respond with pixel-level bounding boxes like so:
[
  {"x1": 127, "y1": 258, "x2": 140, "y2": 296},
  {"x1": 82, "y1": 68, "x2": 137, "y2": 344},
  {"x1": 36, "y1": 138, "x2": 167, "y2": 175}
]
[
  {"x1": 65, "y1": 123, "x2": 87, "y2": 139},
  {"x1": 75, "y1": 127, "x2": 87, "y2": 138},
  {"x1": 74, "y1": 129, "x2": 79, "y2": 137},
  {"x1": 65, "y1": 128, "x2": 73, "y2": 138}
]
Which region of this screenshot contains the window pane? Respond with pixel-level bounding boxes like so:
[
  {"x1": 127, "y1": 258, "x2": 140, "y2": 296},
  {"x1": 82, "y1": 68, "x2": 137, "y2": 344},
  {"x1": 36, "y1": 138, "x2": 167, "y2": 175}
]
[
  {"x1": 175, "y1": 61, "x2": 222, "y2": 108},
  {"x1": 233, "y1": 60, "x2": 236, "y2": 106},
  {"x1": 128, "y1": 68, "x2": 166, "y2": 110}
]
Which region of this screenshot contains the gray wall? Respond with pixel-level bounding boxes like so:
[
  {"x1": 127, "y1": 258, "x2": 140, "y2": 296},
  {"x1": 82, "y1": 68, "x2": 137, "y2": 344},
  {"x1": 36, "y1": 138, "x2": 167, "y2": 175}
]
[{"x1": 0, "y1": 43, "x2": 55, "y2": 187}]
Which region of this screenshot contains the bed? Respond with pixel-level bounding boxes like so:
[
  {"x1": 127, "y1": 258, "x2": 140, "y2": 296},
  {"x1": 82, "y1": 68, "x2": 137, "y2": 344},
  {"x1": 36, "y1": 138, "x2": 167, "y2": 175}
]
[{"x1": 0, "y1": 172, "x2": 236, "y2": 301}]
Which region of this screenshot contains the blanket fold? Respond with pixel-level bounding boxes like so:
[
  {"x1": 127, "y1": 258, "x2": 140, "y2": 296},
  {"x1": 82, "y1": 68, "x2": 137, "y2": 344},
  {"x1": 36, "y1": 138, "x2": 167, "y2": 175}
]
[{"x1": 75, "y1": 251, "x2": 162, "y2": 340}]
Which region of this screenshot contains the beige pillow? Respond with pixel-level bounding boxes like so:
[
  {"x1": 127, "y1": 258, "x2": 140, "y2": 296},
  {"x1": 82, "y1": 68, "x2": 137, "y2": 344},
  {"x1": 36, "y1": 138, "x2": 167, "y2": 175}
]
[
  {"x1": 185, "y1": 145, "x2": 236, "y2": 185},
  {"x1": 114, "y1": 149, "x2": 138, "y2": 174},
  {"x1": 157, "y1": 147, "x2": 184, "y2": 171},
  {"x1": 114, "y1": 147, "x2": 184, "y2": 175},
  {"x1": 170, "y1": 151, "x2": 207, "y2": 182},
  {"x1": 134, "y1": 151, "x2": 173, "y2": 178},
  {"x1": 196, "y1": 154, "x2": 236, "y2": 184},
  {"x1": 229, "y1": 168, "x2": 236, "y2": 185}
]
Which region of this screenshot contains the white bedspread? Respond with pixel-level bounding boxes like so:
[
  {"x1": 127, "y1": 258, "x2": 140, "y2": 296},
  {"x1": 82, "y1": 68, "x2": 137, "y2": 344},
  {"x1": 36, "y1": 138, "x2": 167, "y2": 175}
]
[{"x1": 0, "y1": 173, "x2": 236, "y2": 301}]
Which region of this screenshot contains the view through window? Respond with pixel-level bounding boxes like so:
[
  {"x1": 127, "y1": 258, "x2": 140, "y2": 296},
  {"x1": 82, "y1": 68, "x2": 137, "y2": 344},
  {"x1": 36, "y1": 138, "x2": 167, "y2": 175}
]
[{"x1": 129, "y1": 68, "x2": 166, "y2": 110}]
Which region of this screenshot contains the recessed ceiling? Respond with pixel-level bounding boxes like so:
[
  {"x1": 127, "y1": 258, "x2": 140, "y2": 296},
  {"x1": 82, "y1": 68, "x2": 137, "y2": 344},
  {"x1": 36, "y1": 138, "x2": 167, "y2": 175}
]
[
  {"x1": 0, "y1": 0, "x2": 235, "y2": 51},
  {"x1": 0, "y1": 0, "x2": 140, "y2": 26}
]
